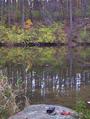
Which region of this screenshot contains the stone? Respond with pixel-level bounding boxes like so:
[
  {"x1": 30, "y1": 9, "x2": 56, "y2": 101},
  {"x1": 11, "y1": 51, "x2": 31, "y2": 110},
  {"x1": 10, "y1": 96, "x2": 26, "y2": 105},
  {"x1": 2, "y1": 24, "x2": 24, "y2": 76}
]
[{"x1": 8, "y1": 104, "x2": 79, "y2": 119}]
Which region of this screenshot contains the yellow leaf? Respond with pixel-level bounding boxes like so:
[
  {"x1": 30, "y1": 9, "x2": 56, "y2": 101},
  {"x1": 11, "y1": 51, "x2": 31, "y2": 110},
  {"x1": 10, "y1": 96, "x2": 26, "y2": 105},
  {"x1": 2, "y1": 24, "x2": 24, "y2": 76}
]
[{"x1": 24, "y1": 19, "x2": 33, "y2": 29}]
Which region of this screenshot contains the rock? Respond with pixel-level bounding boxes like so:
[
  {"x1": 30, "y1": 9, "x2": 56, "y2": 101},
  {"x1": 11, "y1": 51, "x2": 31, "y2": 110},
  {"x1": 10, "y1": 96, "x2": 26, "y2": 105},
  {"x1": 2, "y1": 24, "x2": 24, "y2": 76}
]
[{"x1": 8, "y1": 104, "x2": 79, "y2": 119}]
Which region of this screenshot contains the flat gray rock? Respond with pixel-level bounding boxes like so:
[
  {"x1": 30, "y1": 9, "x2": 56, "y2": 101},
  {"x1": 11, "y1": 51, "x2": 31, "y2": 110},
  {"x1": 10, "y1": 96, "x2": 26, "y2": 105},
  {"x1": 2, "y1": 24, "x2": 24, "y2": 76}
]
[{"x1": 8, "y1": 104, "x2": 79, "y2": 119}]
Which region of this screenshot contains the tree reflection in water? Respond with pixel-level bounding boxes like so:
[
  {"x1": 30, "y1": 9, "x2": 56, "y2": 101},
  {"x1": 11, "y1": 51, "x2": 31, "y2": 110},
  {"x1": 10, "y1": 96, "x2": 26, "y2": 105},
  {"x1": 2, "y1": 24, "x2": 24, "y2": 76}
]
[{"x1": 0, "y1": 47, "x2": 90, "y2": 108}]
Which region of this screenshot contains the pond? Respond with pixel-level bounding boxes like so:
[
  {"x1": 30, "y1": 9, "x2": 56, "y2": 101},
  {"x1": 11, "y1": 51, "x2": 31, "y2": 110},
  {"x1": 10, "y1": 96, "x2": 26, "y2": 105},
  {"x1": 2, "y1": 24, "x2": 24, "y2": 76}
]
[{"x1": 0, "y1": 46, "x2": 90, "y2": 110}]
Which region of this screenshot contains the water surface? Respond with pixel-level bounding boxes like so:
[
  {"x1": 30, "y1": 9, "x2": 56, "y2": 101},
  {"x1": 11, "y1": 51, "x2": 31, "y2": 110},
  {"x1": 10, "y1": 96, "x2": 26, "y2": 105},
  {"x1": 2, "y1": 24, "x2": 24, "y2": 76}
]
[{"x1": 0, "y1": 46, "x2": 90, "y2": 109}]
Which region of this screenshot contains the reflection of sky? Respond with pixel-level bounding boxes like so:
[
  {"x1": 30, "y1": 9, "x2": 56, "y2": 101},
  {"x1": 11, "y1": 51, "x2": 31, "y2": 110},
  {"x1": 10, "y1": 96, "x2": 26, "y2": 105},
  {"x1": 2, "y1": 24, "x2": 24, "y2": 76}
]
[
  {"x1": 75, "y1": 73, "x2": 81, "y2": 91},
  {"x1": 10, "y1": 69, "x2": 89, "y2": 98},
  {"x1": 56, "y1": 75, "x2": 60, "y2": 94},
  {"x1": 31, "y1": 72, "x2": 90, "y2": 96},
  {"x1": 41, "y1": 72, "x2": 46, "y2": 96},
  {"x1": 32, "y1": 71, "x2": 36, "y2": 92},
  {"x1": 53, "y1": 76, "x2": 56, "y2": 91},
  {"x1": 53, "y1": 72, "x2": 87, "y2": 95},
  {"x1": 32, "y1": 78, "x2": 35, "y2": 92},
  {"x1": 41, "y1": 80, "x2": 45, "y2": 96}
]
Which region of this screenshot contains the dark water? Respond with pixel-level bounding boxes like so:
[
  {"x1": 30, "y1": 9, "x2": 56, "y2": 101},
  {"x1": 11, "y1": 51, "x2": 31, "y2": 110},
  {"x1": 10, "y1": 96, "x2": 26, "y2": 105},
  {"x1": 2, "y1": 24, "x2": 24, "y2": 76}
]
[{"x1": 0, "y1": 47, "x2": 90, "y2": 109}]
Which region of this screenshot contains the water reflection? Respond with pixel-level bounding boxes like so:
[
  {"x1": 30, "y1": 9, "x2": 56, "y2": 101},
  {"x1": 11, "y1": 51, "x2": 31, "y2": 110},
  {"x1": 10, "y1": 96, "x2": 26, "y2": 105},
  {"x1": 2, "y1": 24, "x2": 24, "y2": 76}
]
[
  {"x1": 1, "y1": 66, "x2": 90, "y2": 104},
  {"x1": 27, "y1": 70, "x2": 89, "y2": 107},
  {"x1": 0, "y1": 47, "x2": 90, "y2": 108}
]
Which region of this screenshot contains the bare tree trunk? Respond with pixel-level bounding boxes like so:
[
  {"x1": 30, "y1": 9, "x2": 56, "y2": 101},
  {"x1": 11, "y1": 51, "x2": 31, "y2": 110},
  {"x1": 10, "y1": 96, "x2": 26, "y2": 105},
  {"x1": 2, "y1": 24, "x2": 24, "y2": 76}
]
[
  {"x1": 66, "y1": 0, "x2": 69, "y2": 19},
  {"x1": 7, "y1": 0, "x2": 11, "y2": 26},
  {"x1": 0, "y1": 0, "x2": 4, "y2": 24},
  {"x1": 26, "y1": 0, "x2": 33, "y2": 21},
  {"x1": 60, "y1": 0, "x2": 65, "y2": 20},
  {"x1": 12, "y1": 0, "x2": 17, "y2": 24},
  {"x1": 21, "y1": 0, "x2": 25, "y2": 29},
  {"x1": 18, "y1": 0, "x2": 25, "y2": 28},
  {"x1": 69, "y1": 0, "x2": 73, "y2": 31},
  {"x1": 68, "y1": 0, "x2": 73, "y2": 78}
]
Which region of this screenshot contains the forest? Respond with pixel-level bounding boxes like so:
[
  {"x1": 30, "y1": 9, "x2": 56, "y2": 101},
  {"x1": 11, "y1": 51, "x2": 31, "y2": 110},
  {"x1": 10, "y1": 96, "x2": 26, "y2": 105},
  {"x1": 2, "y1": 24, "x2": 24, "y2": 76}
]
[
  {"x1": 0, "y1": 1, "x2": 90, "y2": 119},
  {"x1": 0, "y1": 0, "x2": 90, "y2": 25},
  {"x1": 0, "y1": 0, "x2": 90, "y2": 48}
]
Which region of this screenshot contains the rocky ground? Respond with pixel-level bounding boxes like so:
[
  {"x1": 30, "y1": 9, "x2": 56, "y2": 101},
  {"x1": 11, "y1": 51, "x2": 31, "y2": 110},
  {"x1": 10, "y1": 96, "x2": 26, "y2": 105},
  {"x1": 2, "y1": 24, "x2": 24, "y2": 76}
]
[{"x1": 8, "y1": 104, "x2": 79, "y2": 119}]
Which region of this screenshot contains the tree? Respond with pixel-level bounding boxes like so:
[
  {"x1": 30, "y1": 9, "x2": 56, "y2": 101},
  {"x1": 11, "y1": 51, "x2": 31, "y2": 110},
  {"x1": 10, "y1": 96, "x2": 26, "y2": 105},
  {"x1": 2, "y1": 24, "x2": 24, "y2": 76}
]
[
  {"x1": 7, "y1": 0, "x2": 11, "y2": 26},
  {"x1": 0, "y1": 0, "x2": 4, "y2": 24},
  {"x1": 81, "y1": 0, "x2": 87, "y2": 18}
]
